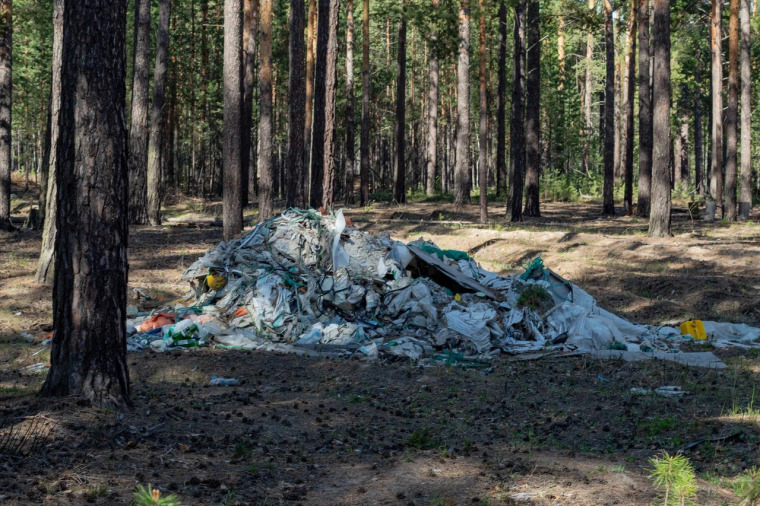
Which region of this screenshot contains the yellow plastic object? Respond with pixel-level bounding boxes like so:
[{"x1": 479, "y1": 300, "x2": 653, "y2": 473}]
[
  {"x1": 454, "y1": 293, "x2": 462, "y2": 302},
  {"x1": 680, "y1": 320, "x2": 707, "y2": 340},
  {"x1": 206, "y1": 272, "x2": 227, "y2": 291}
]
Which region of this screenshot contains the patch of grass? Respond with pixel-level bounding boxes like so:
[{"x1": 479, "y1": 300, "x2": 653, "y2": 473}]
[
  {"x1": 233, "y1": 442, "x2": 252, "y2": 459},
  {"x1": 517, "y1": 285, "x2": 552, "y2": 310},
  {"x1": 407, "y1": 427, "x2": 440, "y2": 450},
  {"x1": 133, "y1": 484, "x2": 181, "y2": 506},
  {"x1": 736, "y1": 467, "x2": 760, "y2": 505},
  {"x1": 246, "y1": 461, "x2": 275, "y2": 474},
  {"x1": 640, "y1": 415, "x2": 678, "y2": 437}
]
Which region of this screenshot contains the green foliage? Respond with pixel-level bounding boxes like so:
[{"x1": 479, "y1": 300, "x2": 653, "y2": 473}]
[
  {"x1": 407, "y1": 427, "x2": 440, "y2": 449},
  {"x1": 133, "y1": 484, "x2": 181, "y2": 506},
  {"x1": 517, "y1": 284, "x2": 552, "y2": 310},
  {"x1": 648, "y1": 452, "x2": 698, "y2": 506},
  {"x1": 737, "y1": 467, "x2": 760, "y2": 506}
]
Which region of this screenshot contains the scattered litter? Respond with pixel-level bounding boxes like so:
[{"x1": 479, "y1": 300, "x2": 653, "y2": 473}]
[
  {"x1": 121, "y1": 208, "x2": 760, "y2": 367},
  {"x1": 210, "y1": 376, "x2": 239, "y2": 386},
  {"x1": 630, "y1": 386, "x2": 690, "y2": 397},
  {"x1": 20, "y1": 363, "x2": 48, "y2": 375},
  {"x1": 13, "y1": 312, "x2": 21, "y2": 317},
  {"x1": 19, "y1": 332, "x2": 34, "y2": 342}
]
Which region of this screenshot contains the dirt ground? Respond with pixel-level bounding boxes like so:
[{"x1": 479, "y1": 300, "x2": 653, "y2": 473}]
[{"x1": 1, "y1": 184, "x2": 759, "y2": 504}]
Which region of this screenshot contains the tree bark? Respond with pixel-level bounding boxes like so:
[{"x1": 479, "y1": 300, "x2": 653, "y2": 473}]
[
  {"x1": 304, "y1": 0, "x2": 316, "y2": 194},
  {"x1": 739, "y1": 0, "x2": 752, "y2": 219},
  {"x1": 724, "y1": 0, "x2": 739, "y2": 220},
  {"x1": 426, "y1": 0, "x2": 440, "y2": 197},
  {"x1": 127, "y1": 0, "x2": 151, "y2": 225},
  {"x1": 41, "y1": 0, "x2": 131, "y2": 408},
  {"x1": 258, "y1": 0, "x2": 274, "y2": 221},
  {"x1": 0, "y1": 0, "x2": 12, "y2": 231},
  {"x1": 524, "y1": 0, "x2": 540, "y2": 217},
  {"x1": 453, "y1": 0, "x2": 471, "y2": 207},
  {"x1": 624, "y1": 0, "x2": 636, "y2": 214},
  {"x1": 345, "y1": 0, "x2": 356, "y2": 204},
  {"x1": 287, "y1": 0, "x2": 306, "y2": 207},
  {"x1": 636, "y1": 0, "x2": 652, "y2": 217},
  {"x1": 583, "y1": 0, "x2": 594, "y2": 176},
  {"x1": 709, "y1": 0, "x2": 723, "y2": 214},
  {"x1": 310, "y1": 0, "x2": 339, "y2": 208},
  {"x1": 242, "y1": 0, "x2": 258, "y2": 208},
  {"x1": 35, "y1": 0, "x2": 63, "y2": 283},
  {"x1": 602, "y1": 0, "x2": 615, "y2": 215},
  {"x1": 146, "y1": 0, "x2": 170, "y2": 226},
  {"x1": 496, "y1": 0, "x2": 507, "y2": 196},
  {"x1": 694, "y1": 50, "x2": 704, "y2": 195},
  {"x1": 509, "y1": 1, "x2": 525, "y2": 222},
  {"x1": 478, "y1": 0, "x2": 488, "y2": 222},
  {"x1": 648, "y1": 0, "x2": 671, "y2": 237},
  {"x1": 678, "y1": 109, "x2": 689, "y2": 185},
  {"x1": 360, "y1": 0, "x2": 370, "y2": 205},
  {"x1": 393, "y1": 15, "x2": 407, "y2": 204}
]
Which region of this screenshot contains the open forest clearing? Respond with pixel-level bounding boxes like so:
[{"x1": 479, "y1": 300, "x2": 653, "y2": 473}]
[{"x1": 1, "y1": 182, "x2": 760, "y2": 504}]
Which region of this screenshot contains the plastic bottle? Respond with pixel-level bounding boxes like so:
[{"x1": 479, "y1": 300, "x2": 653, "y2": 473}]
[{"x1": 210, "y1": 376, "x2": 239, "y2": 386}]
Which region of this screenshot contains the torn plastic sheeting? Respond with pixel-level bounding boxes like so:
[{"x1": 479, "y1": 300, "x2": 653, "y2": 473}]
[
  {"x1": 331, "y1": 209, "x2": 350, "y2": 272},
  {"x1": 444, "y1": 304, "x2": 497, "y2": 353}
]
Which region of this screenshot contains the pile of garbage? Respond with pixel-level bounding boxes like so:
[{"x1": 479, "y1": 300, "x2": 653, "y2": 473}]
[{"x1": 126, "y1": 208, "x2": 760, "y2": 367}]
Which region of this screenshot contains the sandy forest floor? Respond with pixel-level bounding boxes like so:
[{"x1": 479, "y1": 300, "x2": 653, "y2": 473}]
[{"x1": 1, "y1": 181, "x2": 760, "y2": 504}]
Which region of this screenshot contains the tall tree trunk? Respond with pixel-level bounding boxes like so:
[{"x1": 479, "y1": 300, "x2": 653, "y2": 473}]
[
  {"x1": 0, "y1": 0, "x2": 12, "y2": 231},
  {"x1": 739, "y1": 0, "x2": 752, "y2": 219},
  {"x1": 496, "y1": 0, "x2": 507, "y2": 195},
  {"x1": 41, "y1": 0, "x2": 130, "y2": 408},
  {"x1": 304, "y1": 0, "x2": 316, "y2": 194},
  {"x1": 287, "y1": 0, "x2": 306, "y2": 207},
  {"x1": 583, "y1": 0, "x2": 594, "y2": 175},
  {"x1": 393, "y1": 15, "x2": 407, "y2": 204},
  {"x1": 360, "y1": 0, "x2": 370, "y2": 205},
  {"x1": 648, "y1": 0, "x2": 671, "y2": 236},
  {"x1": 694, "y1": 50, "x2": 704, "y2": 195},
  {"x1": 311, "y1": 0, "x2": 340, "y2": 207},
  {"x1": 710, "y1": 0, "x2": 723, "y2": 214},
  {"x1": 146, "y1": 0, "x2": 170, "y2": 226},
  {"x1": 602, "y1": 0, "x2": 615, "y2": 215},
  {"x1": 344, "y1": 0, "x2": 356, "y2": 204},
  {"x1": 556, "y1": 15, "x2": 566, "y2": 175},
  {"x1": 509, "y1": 1, "x2": 525, "y2": 221},
  {"x1": 242, "y1": 0, "x2": 258, "y2": 208},
  {"x1": 453, "y1": 0, "x2": 471, "y2": 206},
  {"x1": 426, "y1": 0, "x2": 440, "y2": 197},
  {"x1": 35, "y1": 0, "x2": 62, "y2": 282},
  {"x1": 624, "y1": 0, "x2": 636, "y2": 214},
  {"x1": 614, "y1": 60, "x2": 622, "y2": 182},
  {"x1": 524, "y1": 0, "x2": 540, "y2": 217},
  {"x1": 679, "y1": 108, "x2": 689, "y2": 185},
  {"x1": 478, "y1": 0, "x2": 488, "y2": 221},
  {"x1": 127, "y1": 0, "x2": 151, "y2": 225},
  {"x1": 224, "y1": 0, "x2": 245, "y2": 235},
  {"x1": 258, "y1": 0, "x2": 274, "y2": 221},
  {"x1": 724, "y1": 0, "x2": 739, "y2": 219},
  {"x1": 636, "y1": 0, "x2": 652, "y2": 216}
]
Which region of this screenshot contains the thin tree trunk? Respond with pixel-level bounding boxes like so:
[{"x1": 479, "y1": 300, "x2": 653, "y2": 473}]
[
  {"x1": 360, "y1": 0, "x2": 370, "y2": 205},
  {"x1": 649, "y1": 0, "x2": 671, "y2": 237},
  {"x1": 320, "y1": 0, "x2": 340, "y2": 208},
  {"x1": 453, "y1": 0, "x2": 471, "y2": 207},
  {"x1": 496, "y1": 0, "x2": 507, "y2": 195},
  {"x1": 509, "y1": 1, "x2": 525, "y2": 221},
  {"x1": 242, "y1": 0, "x2": 258, "y2": 208},
  {"x1": 258, "y1": 0, "x2": 274, "y2": 221},
  {"x1": 127, "y1": 0, "x2": 151, "y2": 224},
  {"x1": 724, "y1": 0, "x2": 739, "y2": 219},
  {"x1": 287, "y1": 0, "x2": 306, "y2": 207},
  {"x1": 624, "y1": 0, "x2": 636, "y2": 213},
  {"x1": 636, "y1": 0, "x2": 652, "y2": 216},
  {"x1": 344, "y1": 0, "x2": 356, "y2": 204},
  {"x1": 695, "y1": 50, "x2": 704, "y2": 195},
  {"x1": 739, "y1": 0, "x2": 752, "y2": 219},
  {"x1": 583, "y1": 0, "x2": 594, "y2": 175},
  {"x1": 304, "y1": 0, "x2": 316, "y2": 195},
  {"x1": 426, "y1": 1, "x2": 440, "y2": 197},
  {"x1": 710, "y1": 0, "x2": 723, "y2": 214},
  {"x1": 478, "y1": 0, "x2": 488, "y2": 221},
  {"x1": 393, "y1": 15, "x2": 407, "y2": 204},
  {"x1": 41, "y1": 0, "x2": 131, "y2": 408},
  {"x1": 35, "y1": 1, "x2": 62, "y2": 282},
  {"x1": 146, "y1": 0, "x2": 170, "y2": 226},
  {"x1": 679, "y1": 109, "x2": 689, "y2": 185},
  {"x1": 602, "y1": 0, "x2": 615, "y2": 215},
  {"x1": 524, "y1": 0, "x2": 540, "y2": 217},
  {"x1": 0, "y1": 0, "x2": 12, "y2": 231}
]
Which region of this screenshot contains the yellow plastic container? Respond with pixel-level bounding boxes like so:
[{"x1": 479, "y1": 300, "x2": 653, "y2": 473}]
[
  {"x1": 680, "y1": 320, "x2": 707, "y2": 340},
  {"x1": 205, "y1": 272, "x2": 227, "y2": 291}
]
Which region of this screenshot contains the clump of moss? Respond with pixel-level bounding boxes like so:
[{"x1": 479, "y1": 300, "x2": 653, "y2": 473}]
[{"x1": 517, "y1": 284, "x2": 552, "y2": 311}]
